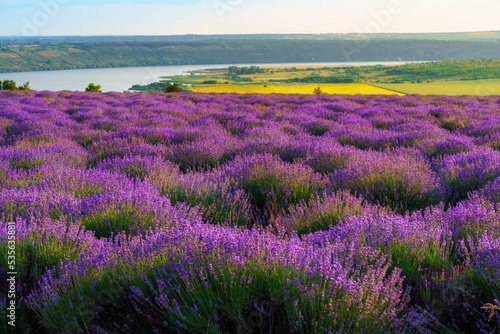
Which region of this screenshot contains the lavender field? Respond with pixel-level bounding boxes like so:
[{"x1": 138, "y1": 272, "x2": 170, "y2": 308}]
[{"x1": 1, "y1": 90, "x2": 500, "y2": 333}]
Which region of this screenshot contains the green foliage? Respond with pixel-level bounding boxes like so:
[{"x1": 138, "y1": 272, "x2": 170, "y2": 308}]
[
  {"x1": 129, "y1": 81, "x2": 170, "y2": 92},
  {"x1": 227, "y1": 75, "x2": 253, "y2": 82},
  {"x1": 289, "y1": 76, "x2": 355, "y2": 84},
  {"x1": 228, "y1": 65, "x2": 263, "y2": 75},
  {"x1": 313, "y1": 86, "x2": 323, "y2": 95},
  {"x1": 1, "y1": 80, "x2": 17, "y2": 90},
  {"x1": 386, "y1": 58, "x2": 500, "y2": 81},
  {"x1": 2, "y1": 40, "x2": 500, "y2": 74},
  {"x1": 85, "y1": 83, "x2": 102, "y2": 92},
  {"x1": 1, "y1": 80, "x2": 30, "y2": 91},
  {"x1": 164, "y1": 82, "x2": 183, "y2": 93},
  {"x1": 17, "y1": 81, "x2": 31, "y2": 91}
]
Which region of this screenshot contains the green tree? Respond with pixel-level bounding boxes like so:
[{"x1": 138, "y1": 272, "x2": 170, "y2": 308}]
[
  {"x1": 2, "y1": 80, "x2": 17, "y2": 90},
  {"x1": 313, "y1": 86, "x2": 323, "y2": 95},
  {"x1": 164, "y1": 82, "x2": 183, "y2": 93},
  {"x1": 85, "y1": 83, "x2": 102, "y2": 92},
  {"x1": 18, "y1": 82, "x2": 31, "y2": 91}
]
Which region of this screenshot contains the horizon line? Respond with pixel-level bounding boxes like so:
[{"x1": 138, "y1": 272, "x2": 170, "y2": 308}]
[{"x1": 1, "y1": 30, "x2": 500, "y2": 38}]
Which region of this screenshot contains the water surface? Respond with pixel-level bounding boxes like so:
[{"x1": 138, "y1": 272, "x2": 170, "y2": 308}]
[{"x1": 0, "y1": 61, "x2": 427, "y2": 92}]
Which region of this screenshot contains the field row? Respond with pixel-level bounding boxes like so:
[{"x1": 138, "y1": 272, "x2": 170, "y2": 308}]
[
  {"x1": 186, "y1": 79, "x2": 500, "y2": 95},
  {"x1": 190, "y1": 83, "x2": 403, "y2": 95},
  {"x1": 0, "y1": 91, "x2": 499, "y2": 333}
]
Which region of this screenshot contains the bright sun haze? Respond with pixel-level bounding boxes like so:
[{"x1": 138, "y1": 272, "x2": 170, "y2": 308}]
[{"x1": 0, "y1": 0, "x2": 499, "y2": 36}]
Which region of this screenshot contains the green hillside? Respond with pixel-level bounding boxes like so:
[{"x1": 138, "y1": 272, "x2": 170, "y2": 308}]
[{"x1": 1, "y1": 39, "x2": 500, "y2": 73}]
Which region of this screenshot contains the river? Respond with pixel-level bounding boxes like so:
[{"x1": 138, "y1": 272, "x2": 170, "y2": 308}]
[{"x1": 0, "y1": 61, "x2": 427, "y2": 92}]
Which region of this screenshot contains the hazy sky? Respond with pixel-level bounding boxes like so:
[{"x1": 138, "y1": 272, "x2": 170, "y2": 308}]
[{"x1": 0, "y1": 0, "x2": 499, "y2": 36}]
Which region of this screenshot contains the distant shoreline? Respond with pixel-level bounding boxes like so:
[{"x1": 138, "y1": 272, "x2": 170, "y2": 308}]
[{"x1": 0, "y1": 61, "x2": 428, "y2": 92}]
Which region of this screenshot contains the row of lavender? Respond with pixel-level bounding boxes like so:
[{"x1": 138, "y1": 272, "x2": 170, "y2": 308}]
[{"x1": 0, "y1": 90, "x2": 499, "y2": 333}]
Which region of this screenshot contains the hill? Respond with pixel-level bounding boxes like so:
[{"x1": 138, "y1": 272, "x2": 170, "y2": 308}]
[
  {"x1": 1, "y1": 31, "x2": 499, "y2": 44},
  {"x1": 1, "y1": 39, "x2": 500, "y2": 73}
]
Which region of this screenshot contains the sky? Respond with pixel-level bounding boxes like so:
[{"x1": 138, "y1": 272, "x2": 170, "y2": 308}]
[{"x1": 0, "y1": 0, "x2": 499, "y2": 36}]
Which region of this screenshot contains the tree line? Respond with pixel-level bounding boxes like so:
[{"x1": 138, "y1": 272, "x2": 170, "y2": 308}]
[
  {"x1": 1, "y1": 40, "x2": 500, "y2": 73},
  {"x1": 227, "y1": 66, "x2": 263, "y2": 75}
]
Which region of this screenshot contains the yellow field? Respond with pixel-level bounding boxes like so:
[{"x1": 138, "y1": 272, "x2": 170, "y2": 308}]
[
  {"x1": 465, "y1": 32, "x2": 499, "y2": 37},
  {"x1": 376, "y1": 79, "x2": 500, "y2": 96},
  {"x1": 190, "y1": 83, "x2": 404, "y2": 95}
]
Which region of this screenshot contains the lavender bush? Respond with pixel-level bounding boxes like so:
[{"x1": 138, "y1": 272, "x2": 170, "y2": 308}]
[{"x1": 331, "y1": 148, "x2": 444, "y2": 214}]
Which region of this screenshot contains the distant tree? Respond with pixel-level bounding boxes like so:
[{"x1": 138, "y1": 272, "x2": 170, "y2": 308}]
[
  {"x1": 2, "y1": 80, "x2": 17, "y2": 90},
  {"x1": 18, "y1": 82, "x2": 31, "y2": 91},
  {"x1": 313, "y1": 86, "x2": 323, "y2": 95},
  {"x1": 164, "y1": 82, "x2": 183, "y2": 93},
  {"x1": 227, "y1": 65, "x2": 263, "y2": 75},
  {"x1": 85, "y1": 83, "x2": 102, "y2": 92},
  {"x1": 1, "y1": 80, "x2": 31, "y2": 91}
]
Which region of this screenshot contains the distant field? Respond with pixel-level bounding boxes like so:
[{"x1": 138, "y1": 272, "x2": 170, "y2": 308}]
[
  {"x1": 376, "y1": 79, "x2": 500, "y2": 95},
  {"x1": 190, "y1": 83, "x2": 403, "y2": 95},
  {"x1": 135, "y1": 60, "x2": 500, "y2": 95}
]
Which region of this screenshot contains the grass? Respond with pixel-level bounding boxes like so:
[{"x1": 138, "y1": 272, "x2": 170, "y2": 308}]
[
  {"x1": 191, "y1": 83, "x2": 404, "y2": 95},
  {"x1": 154, "y1": 62, "x2": 500, "y2": 96},
  {"x1": 376, "y1": 79, "x2": 500, "y2": 95},
  {"x1": 164, "y1": 65, "x2": 362, "y2": 85}
]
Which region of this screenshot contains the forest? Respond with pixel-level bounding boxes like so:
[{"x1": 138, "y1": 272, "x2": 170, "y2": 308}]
[{"x1": 1, "y1": 39, "x2": 500, "y2": 73}]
